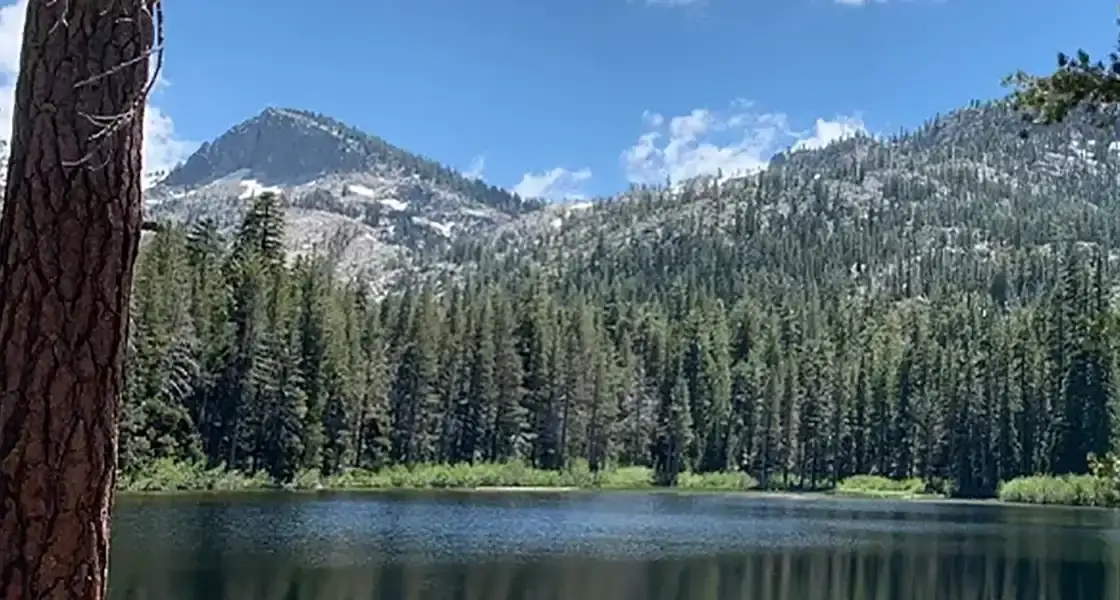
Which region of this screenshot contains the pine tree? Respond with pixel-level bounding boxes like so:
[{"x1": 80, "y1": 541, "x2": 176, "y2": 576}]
[
  {"x1": 461, "y1": 294, "x2": 498, "y2": 462},
  {"x1": 390, "y1": 288, "x2": 442, "y2": 464},
  {"x1": 653, "y1": 359, "x2": 693, "y2": 486},
  {"x1": 0, "y1": 1, "x2": 161, "y2": 595},
  {"x1": 491, "y1": 294, "x2": 528, "y2": 461}
]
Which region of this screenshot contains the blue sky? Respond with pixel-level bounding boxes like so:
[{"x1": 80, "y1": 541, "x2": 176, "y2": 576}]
[{"x1": 0, "y1": 0, "x2": 1114, "y2": 199}]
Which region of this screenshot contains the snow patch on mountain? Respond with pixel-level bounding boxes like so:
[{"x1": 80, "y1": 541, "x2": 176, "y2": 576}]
[
  {"x1": 142, "y1": 107, "x2": 539, "y2": 289},
  {"x1": 380, "y1": 198, "x2": 408, "y2": 211},
  {"x1": 239, "y1": 179, "x2": 283, "y2": 199}
]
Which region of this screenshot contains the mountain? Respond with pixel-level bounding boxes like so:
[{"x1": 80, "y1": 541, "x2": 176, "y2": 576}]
[
  {"x1": 122, "y1": 97, "x2": 1120, "y2": 498},
  {"x1": 446, "y1": 100, "x2": 1120, "y2": 306},
  {"x1": 144, "y1": 99, "x2": 1120, "y2": 303},
  {"x1": 145, "y1": 107, "x2": 543, "y2": 291}
]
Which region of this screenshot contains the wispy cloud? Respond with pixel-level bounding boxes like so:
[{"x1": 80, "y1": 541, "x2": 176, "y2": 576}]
[
  {"x1": 463, "y1": 154, "x2": 486, "y2": 180},
  {"x1": 621, "y1": 100, "x2": 866, "y2": 184},
  {"x1": 0, "y1": 0, "x2": 196, "y2": 177},
  {"x1": 513, "y1": 167, "x2": 592, "y2": 200}
]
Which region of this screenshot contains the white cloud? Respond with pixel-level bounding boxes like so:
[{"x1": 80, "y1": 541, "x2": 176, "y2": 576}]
[
  {"x1": 621, "y1": 99, "x2": 867, "y2": 184},
  {"x1": 144, "y1": 107, "x2": 196, "y2": 176},
  {"x1": 463, "y1": 154, "x2": 486, "y2": 180},
  {"x1": 792, "y1": 116, "x2": 867, "y2": 151},
  {"x1": 513, "y1": 167, "x2": 592, "y2": 200},
  {"x1": 0, "y1": 0, "x2": 195, "y2": 177}
]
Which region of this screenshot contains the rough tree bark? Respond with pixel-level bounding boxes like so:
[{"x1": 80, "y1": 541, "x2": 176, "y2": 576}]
[{"x1": 0, "y1": 1, "x2": 161, "y2": 599}]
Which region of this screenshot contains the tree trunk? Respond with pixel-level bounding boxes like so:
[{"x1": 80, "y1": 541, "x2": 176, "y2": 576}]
[{"x1": 0, "y1": 1, "x2": 157, "y2": 599}]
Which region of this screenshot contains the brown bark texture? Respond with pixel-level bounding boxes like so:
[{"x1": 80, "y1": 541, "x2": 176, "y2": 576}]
[{"x1": 0, "y1": 1, "x2": 157, "y2": 599}]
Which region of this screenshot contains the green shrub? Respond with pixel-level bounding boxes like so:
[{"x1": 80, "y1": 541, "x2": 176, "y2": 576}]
[
  {"x1": 118, "y1": 457, "x2": 273, "y2": 493},
  {"x1": 998, "y1": 474, "x2": 1120, "y2": 507},
  {"x1": 678, "y1": 470, "x2": 757, "y2": 491},
  {"x1": 289, "y1": 468, "x2": 324, "y2": 490},
  {"x1": 324, "y1": 461, "x2": 570, "y2": 490},
  {"x1": 118, "y1": 459, "x2": 761, "y2": 494},
  {"x1": 752, "y1": 472, "x2": 831, "y2": 492},
  {"x1": 596, "y1": 466, "x2": 657, "y2": 489},
  {"x1": 322, "y1": 461, "x2": 760, "y2": 492},
  {"x1": 836, "y1": 475, "x2": 929, "y2": 498}
]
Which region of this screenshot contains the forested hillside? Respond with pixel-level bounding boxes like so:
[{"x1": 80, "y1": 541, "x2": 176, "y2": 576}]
[{"x1": 124, "y1": 100, "x2": 1120, "y2": 498}]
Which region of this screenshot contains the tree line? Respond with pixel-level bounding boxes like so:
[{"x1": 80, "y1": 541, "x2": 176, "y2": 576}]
[{"x1": 124, "y1": 190, "x2": 1118, "y2": 498}]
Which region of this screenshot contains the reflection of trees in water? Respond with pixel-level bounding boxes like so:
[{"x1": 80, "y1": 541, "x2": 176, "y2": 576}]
[{"x1": 110, "y1": 536, "x2": 1120, "y2": 600}]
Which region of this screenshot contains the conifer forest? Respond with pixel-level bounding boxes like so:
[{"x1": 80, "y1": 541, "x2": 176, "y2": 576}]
[{"x1": 124, "y1": 103, "x2": 1120, "y2": 499}]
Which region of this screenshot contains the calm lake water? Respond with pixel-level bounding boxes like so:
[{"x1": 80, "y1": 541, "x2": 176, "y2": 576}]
[{"x1": 108, "y1": 491, "x2": 1120, "y2": 600}]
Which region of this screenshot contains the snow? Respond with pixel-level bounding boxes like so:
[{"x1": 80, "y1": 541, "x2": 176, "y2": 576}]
[
  {"x1": 380, "y1": 198, "x2": 408, "y2": 211},
  {"x1": 238, "y1": 179, "x2": 284, "y2": 200},
  {"x1": 348, "y1": 184, "x2": 377, "y2": 197},
  {"x1": 412, "y1": 216, "x2": 452, "y2": 237},
  {"x1": 461, "y1": 207, "x2": 495, "y2": 218}
]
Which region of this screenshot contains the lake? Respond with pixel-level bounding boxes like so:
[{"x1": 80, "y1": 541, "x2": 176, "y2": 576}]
[{"x1": 108, "y1": 491, "x2": 1120, "y2": 599}]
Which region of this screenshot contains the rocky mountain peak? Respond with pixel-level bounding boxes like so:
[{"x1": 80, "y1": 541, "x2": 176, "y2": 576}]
[
  {"x1": 142, "y1": 107, "x2": 545, "y2": 292},
  {"x1": 159, "y1": 107, "x2": 387, "y2": 189}
]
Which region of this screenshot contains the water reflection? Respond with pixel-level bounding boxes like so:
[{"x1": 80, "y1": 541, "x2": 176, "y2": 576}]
[{"x1": 108, "y1": 493, "x2": 1120, "y2": 600}]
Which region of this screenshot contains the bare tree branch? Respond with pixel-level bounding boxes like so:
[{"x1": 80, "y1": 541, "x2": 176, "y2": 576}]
[{"x1": 62, "y1": 0, "x2": 164, "y2": 168}]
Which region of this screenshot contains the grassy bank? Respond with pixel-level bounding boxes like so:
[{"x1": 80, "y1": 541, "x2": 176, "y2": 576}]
[
  {"x1": 833, "y1": 475, "x2": 938, "y2": 499},
  {"x1": 325, "y1": 462, "x2": 757, "y2": 491},
  {"x1": 117, "y1": 458, "x2": 758, "y2": 494},
  {"x1": 997, "y1": 474, "x2": 1120, "y2": 507},
  {"x1": 117, "y1": 458, "x2": 276, "y2": 493},
  {"x1": 119, "y1": 459, "x2": 965, "y2": 503}
]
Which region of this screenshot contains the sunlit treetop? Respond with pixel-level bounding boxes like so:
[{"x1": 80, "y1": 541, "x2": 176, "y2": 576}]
[{"x1": 1004, "y1": 18, "x2": 1120, "y2": 130}]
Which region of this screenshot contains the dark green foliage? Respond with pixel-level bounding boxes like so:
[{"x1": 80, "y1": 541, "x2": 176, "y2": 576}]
[
  {"x1": 1005, "y1": 30, "x2": 1120, "y2": 127},
  {"x1": 122, "y1": 102, "x2": 1120, "y2": 497}
]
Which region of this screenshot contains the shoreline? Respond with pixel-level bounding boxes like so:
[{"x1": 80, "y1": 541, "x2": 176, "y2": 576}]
[
  {"x1": 126, "y1": 488, "x2": 1081, "y2": 518},
  {"x1": 118, "y1": 485, "x2": 1120, "y2": 511},
  {"x1": 468, "y1": 486, "x2": 581, "y2": 492},
  {"x1": 117, "y1": 485, "x2": 1120, "y2": 512},
  {"x1": 116, "y1": 463, "x2": 1117, "y2": 510},
  {"x1": 116, "y1": 485, "x2": 944, "y2": 501}
]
